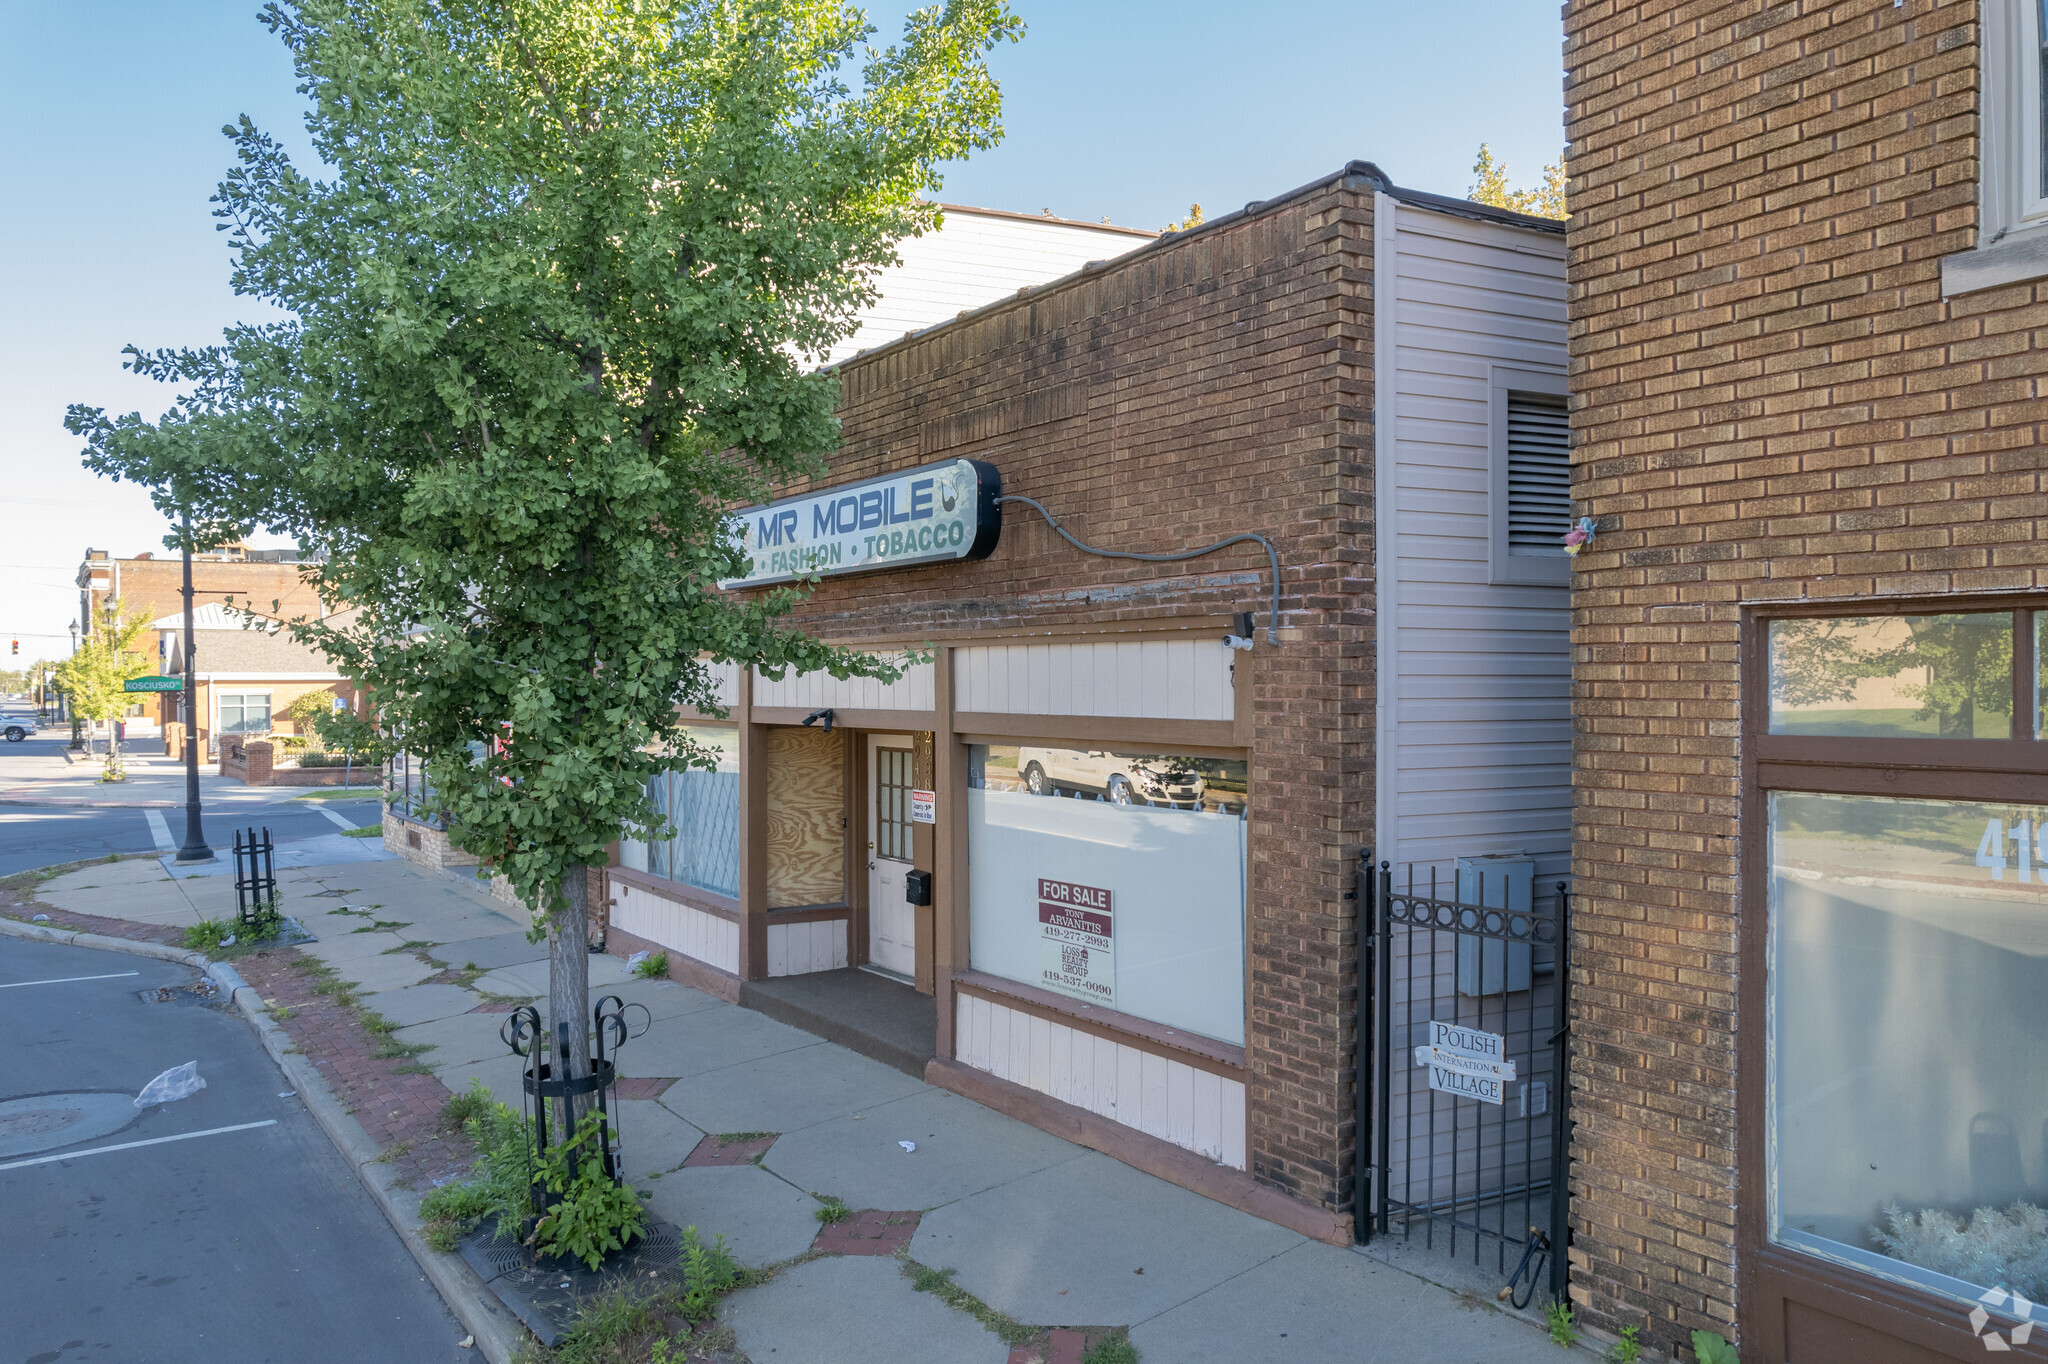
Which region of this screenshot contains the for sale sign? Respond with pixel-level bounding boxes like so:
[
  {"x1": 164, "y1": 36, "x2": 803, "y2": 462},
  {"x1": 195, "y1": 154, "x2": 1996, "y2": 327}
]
[{"x1": 1037, "y1": 877, "x2": 1114, "y2": 1007}]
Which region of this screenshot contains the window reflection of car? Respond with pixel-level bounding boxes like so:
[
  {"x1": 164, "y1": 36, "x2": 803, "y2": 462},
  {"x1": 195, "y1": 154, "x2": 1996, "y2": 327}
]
[{"x1": 1016, "y1": 747, "x2": 1207, "y2": 808}]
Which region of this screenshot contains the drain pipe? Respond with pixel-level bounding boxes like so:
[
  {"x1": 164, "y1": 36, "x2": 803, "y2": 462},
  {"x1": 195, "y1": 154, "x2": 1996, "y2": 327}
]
[{"x1": 993, "y1": 494, "x2": 1282, "y2": 646}]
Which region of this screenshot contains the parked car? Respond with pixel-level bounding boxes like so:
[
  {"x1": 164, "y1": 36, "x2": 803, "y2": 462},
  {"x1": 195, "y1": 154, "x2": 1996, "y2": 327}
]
[
  {"x1": 3, "y1": 716, "x2": 36, "y2": 743},
  {"x1": 1016, "y1": 746, "x2": 1206, "y2": 807}
]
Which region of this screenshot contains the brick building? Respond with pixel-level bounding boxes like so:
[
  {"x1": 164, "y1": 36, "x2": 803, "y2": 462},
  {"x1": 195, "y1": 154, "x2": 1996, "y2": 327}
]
[
  {"x1": 76, "y1": 545, "x2": 326, "y2": 645},
  {"x1": 1564, "y1": 2, "x2": 2048, "y2": 1360},
  {"x1": 580, "y1": 162, "x2": 1573, "y2": 1243}
]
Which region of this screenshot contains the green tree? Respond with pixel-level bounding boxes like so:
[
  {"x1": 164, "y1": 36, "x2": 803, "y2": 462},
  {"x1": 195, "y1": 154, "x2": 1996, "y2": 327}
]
[
  {"x1": 52, "y1": 600, "x2": 155, "y2": 780},
  {"x1": 1771, "y1": 616, "x2": 2014, "y2": 738},
  {"x1": 68, "y1": 0, "x2": 1018, "y2": 1132},
  {"x1": 1469, "y1": 143, "x2": 1567, "y2": 221}
]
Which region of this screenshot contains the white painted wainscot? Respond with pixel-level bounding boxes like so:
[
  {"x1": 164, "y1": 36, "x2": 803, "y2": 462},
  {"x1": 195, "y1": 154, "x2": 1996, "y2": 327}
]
[
  {"x1": 954, "y1": 992, "x2": 1246, "y2": 1169},
  {"x1": 611, "y1": 878, "x2": 739, "y2": 976},
  {"x1": 765, "y1": 918, "x2": 849, "y2": 976},
  {"x1": 753, "y1": 654, "x2": 934, "y2": 712}
]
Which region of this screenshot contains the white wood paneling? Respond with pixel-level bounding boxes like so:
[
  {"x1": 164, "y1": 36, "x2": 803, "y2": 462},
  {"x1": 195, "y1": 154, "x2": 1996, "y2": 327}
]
[
  {"x1": 952, "y1": 639, "x2": 1233, "y2": 721},
  {"x1": 752, "y1": 655, "x2": 934, "y2": 713},
  {"x1": 611, "y1": 879, "x2": 739, "y2": 976},
  {"x1": 698, "y1": 659, "x2": 739, "y2": 711},
  {"x1": 766, "y1": 918, "x2": 850, "y2": 976},
  {"x1": 1375, "y1": 197, "x2": 1572, "y2": 880},
  {"x1": 822, "y1": 209, "x2": 1152, "y2": 366},
  {"x1": 955, "y1": 994, "x2": 1245, "y2": 1169}
]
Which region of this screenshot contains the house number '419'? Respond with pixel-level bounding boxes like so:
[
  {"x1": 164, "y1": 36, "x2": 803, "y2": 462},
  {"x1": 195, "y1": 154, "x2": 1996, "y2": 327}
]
[{"x1": 1976, "y1": 819, "x2": 2046, "y2": 880}]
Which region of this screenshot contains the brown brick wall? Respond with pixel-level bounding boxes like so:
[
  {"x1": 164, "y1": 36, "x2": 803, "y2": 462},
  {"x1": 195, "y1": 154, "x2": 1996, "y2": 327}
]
[
  {"x1": 88, "y1": 556, "x2": 326, "y2": 640},
  {"x1": 767, "y1": 176, "x2": 1379, "y2": 1219},
  {"x1": 1564, "y1": 0, "x2": 2045, "y2": 1349}
]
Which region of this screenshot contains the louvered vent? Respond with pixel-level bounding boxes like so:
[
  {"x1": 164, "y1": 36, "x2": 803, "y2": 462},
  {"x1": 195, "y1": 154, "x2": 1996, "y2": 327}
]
[{"x1": 1506, "y1": 394, "x2": 1571, "y2": 552}]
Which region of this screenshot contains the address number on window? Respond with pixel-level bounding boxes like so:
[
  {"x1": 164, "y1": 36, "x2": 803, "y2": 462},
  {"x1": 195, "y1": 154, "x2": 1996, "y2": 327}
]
[{"x1": 1975, "y1": 819, "x2": 2046, "y2": 880}]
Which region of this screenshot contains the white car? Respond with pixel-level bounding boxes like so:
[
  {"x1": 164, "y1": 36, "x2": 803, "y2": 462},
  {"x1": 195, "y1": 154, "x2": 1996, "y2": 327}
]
[
  {"x1": 3, "y1": 715, "x2": 36, "y2": 743},
  {"x1": 1017, "y1": 746, "x2": 1207, "y2": 807}
]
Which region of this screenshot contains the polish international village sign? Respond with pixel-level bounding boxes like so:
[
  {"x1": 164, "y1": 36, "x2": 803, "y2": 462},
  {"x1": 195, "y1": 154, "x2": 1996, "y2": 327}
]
[
  {"x1": 718, "y1": 458, "x2": 1002, "y2": 589},
  {"x1": 1413, "y1": 1021, "x2": 1516, "y2": 1105}
]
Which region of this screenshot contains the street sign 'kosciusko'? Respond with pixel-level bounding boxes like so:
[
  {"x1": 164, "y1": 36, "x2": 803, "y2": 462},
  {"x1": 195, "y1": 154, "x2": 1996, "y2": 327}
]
[
  {"x1": 123, "y1": 676, "x2": 184, "y2": 692},
  {"x1": 718, "y1": 458, "x2": 1002, "y2": 590}
]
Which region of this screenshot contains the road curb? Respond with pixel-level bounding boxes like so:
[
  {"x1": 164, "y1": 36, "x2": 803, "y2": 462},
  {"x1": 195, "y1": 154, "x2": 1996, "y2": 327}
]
[{"x1": 0, "y1": 915, "x2": 528, "y2": 1362}]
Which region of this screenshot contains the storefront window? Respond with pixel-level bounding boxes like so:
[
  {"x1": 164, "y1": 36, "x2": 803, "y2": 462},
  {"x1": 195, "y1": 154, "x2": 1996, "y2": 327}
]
[
  {"x1": 1768, "y1": 792, "x2": 2048, "y2": 1322},
  {"x1": 1768, "y1": 614, "x2": 2013, "y2": 738},
  {"x1": 620, "y1": 725, "x2": 739, "y2": 899},
  {"x1": 968, "y1": 744, "x2": 1248, "y2": 1046}
]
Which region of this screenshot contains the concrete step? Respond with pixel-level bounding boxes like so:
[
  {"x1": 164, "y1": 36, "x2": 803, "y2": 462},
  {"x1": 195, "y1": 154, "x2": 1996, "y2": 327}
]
[{"x1": 739, "y1": 967, "x2": 936, "y2": 1078}]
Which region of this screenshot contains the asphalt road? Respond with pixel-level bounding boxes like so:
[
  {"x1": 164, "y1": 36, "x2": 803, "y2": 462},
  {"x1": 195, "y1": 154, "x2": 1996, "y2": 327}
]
[
  {"x1": 0, "y1": 731, "x2": 382, "y2": 876},
  {"x1": 0, "y1": 936, "x2": 479, "y2": 1363}
]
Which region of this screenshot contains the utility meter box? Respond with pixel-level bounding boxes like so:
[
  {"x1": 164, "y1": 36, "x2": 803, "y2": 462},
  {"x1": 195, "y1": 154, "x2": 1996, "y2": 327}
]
[{"x1": 1456, "y1": 853, "x2": 1533, "y2": 996}]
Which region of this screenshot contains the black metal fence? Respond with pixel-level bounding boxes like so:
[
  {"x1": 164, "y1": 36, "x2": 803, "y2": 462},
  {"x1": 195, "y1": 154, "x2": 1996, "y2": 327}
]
[
  {"x1": 1357, "y1": 852, "x2": 1572, "y2": 1306},
  {"x1": 385, "y1": 749, "x2": 441, "y2": 827}
]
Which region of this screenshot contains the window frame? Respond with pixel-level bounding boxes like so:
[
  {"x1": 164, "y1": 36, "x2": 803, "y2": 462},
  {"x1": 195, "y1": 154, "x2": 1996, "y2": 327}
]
[
  {"x1": 216, "y1": 690, "x2": 273, "y2": 737},
  {"x1": 1487, "y1": 366, "x2": 1573, "y2": 588},
  {"x1": 1943, "y1": 0, "x2": 2048, "y2": 294},
  {"x1": 962, "y1": 737, "x2": 1252, "y2": 1048},
  {"x1": 1736, "y1": 595, "x2": 2048, "y2": 1353}
]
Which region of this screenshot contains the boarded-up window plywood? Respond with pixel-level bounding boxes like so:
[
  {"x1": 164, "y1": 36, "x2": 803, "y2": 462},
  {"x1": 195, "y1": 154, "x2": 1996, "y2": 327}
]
[{"x1": 764, "y1": 726, "x2": 845, "y2": 908}]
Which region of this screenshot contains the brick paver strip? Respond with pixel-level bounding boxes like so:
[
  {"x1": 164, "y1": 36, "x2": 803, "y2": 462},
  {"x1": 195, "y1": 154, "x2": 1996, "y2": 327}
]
[
  {"x1": 1008, "y1": 1328, "x2": 1118, "y2": 1364},
  {"x1": 681, "y1": 1132, "x2": 775, "y2": 1167},
  {"x1": 810, "y1": 1209, "x2": 919, "y2": 1257},
  {"x1": 2, "y1": 902, "x2": 184, "y2": 946},
  {"x1": 231, "y1": 945, "x2": 477, "y2": 1190},
  {"x1": 612, "y1": 1076, "x2": 677, "y2": 1101}
]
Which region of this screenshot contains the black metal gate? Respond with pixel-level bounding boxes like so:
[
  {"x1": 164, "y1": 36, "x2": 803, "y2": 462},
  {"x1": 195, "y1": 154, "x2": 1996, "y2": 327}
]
[{"x1": 1356, "y1": 852, "x2": 1572, "y2": 1306}]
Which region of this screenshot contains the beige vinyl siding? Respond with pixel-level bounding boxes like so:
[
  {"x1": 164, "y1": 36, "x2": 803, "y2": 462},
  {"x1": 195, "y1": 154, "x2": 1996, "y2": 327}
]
[
  {"x1": 1374, "y1": 198, "x2": 1571, "y2": 877},
  {"x1": 952, "y1": 639, "x2": 1234, "y2": 721}
]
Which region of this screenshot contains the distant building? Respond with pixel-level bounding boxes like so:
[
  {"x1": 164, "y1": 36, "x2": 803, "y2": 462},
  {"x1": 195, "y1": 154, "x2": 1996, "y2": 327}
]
[
  {"x1": 819, "y1": 205, "x2": 1156, "y2": 367},
  {"x1": 76, "y1": 545, "x2": 327, "y2": 649},
  {"x1": 150, "y1": 603, "x2": 356, "y2": 757}
]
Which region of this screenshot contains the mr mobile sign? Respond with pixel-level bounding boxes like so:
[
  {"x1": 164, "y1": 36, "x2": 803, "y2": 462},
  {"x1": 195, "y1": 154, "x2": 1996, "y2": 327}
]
[{"x1": 719, "y1": 458, "x2": 1002, "y2": 589}]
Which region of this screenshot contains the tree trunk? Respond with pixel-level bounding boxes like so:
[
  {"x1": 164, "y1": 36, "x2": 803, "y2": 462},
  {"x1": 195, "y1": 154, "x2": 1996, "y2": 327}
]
[
  {"x1": 546, "y1": 868, "x2": 593, "y2": 1143},
  {"x1": 105, "y1": 723, "x2": 122, "y2": 779}
]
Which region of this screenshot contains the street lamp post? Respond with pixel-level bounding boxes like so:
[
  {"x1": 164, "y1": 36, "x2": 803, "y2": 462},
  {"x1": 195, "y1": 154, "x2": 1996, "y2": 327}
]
[
  {"x1": 174, "y1": 526, "x2": 213, "y2": 864},
  {"x1": 66, "y1": 621, "x2": 82, "y2": 750}
]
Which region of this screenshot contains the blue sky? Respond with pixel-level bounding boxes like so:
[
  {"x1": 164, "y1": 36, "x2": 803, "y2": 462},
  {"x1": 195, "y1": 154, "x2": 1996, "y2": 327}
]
[{"x1": 0, "y1": 1, "x2": 1565, "y2": 656}]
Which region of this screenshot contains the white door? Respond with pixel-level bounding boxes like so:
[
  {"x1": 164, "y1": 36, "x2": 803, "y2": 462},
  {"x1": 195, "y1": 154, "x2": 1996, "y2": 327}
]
[{"x1": 867, "y1": 736, "x2": 916, "y2": 978}]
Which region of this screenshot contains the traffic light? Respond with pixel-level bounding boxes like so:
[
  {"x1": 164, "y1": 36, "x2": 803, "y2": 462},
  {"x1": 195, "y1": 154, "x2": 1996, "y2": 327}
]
[{"x1": 8, "y1": 639, "x2": 16, "y2": 655}]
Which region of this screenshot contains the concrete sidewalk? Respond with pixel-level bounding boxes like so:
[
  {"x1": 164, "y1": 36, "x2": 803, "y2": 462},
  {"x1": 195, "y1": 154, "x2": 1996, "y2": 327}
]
[{"x1": 27, "y1": 852, "x2": 1578, "y2": 1363}]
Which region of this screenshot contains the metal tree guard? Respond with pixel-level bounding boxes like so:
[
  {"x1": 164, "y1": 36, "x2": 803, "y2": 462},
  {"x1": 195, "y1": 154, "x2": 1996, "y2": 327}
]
[
  {"x1": 500, "y1": 995, "x2": 648, "y2": 1223},
  {"x1": 231, "y1": 827, "x2": 278, "y2": 934}
]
